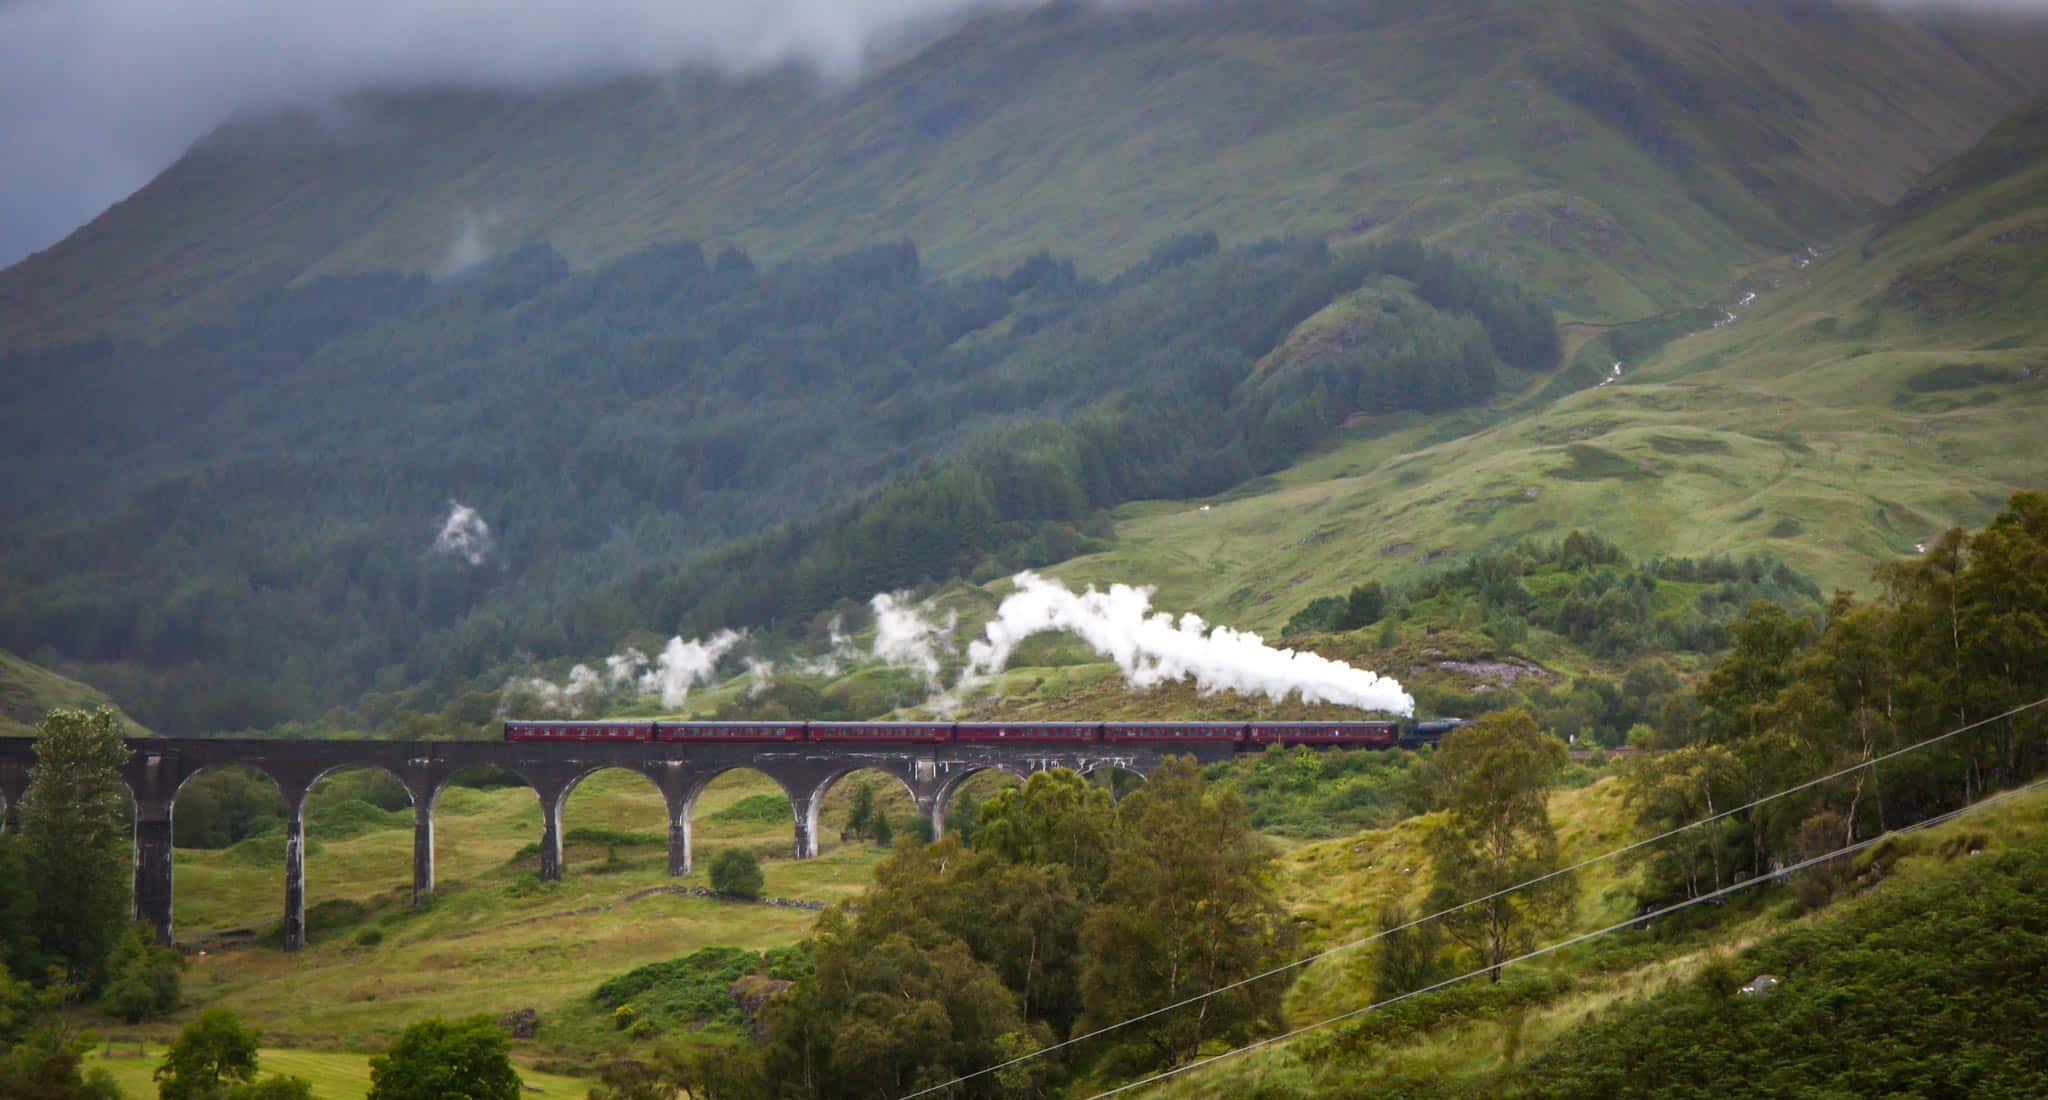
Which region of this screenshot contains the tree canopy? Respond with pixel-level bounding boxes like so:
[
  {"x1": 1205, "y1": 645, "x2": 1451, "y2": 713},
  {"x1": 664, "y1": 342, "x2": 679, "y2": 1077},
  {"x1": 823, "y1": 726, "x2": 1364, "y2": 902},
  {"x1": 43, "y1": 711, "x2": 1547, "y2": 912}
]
[
  {"x1": 1423, "y1": 709, "x2": 1570, "y2": 983},
  {"x1": 14, "y1": 707, "x2": 131, "y2": 982},
  {"x1": 366, "y1": 1016, "x2": 522, "y2": 1100}
]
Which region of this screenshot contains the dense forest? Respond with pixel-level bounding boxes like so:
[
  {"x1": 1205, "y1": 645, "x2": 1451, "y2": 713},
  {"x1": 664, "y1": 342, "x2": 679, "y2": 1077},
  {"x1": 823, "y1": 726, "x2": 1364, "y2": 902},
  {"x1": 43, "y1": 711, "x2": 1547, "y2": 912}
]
[{"x1": 0, "y1": 234, "x2": 1554, "y2": 733}]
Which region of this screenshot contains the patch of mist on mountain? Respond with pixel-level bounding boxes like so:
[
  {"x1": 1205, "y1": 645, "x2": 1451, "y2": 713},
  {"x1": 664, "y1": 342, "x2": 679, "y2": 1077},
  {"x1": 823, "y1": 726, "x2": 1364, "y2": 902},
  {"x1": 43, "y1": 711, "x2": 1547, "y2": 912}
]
[{"x1": 0, "y1": 0, "x2": 1034, "y2": 265}]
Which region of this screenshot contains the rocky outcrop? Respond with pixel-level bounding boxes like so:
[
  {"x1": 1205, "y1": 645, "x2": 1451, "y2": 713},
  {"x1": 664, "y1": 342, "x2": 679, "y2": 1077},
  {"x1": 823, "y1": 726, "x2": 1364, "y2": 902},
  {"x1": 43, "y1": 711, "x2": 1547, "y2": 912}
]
[
  {"x1": 730, "y1": 975, "x2": 792, "y2": 1039},
  {"x1": 500, "y1": 1007, "x2": 541, "y2": 1038}
]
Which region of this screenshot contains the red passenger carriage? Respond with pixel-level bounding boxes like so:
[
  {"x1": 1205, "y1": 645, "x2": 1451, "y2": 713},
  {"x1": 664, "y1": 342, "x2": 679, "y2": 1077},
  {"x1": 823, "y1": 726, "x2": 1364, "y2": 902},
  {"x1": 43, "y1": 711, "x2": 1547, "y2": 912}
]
[
  {"x1": 1101, "y1": 722, "x2": 1246, "y2": 743},
  {"x1": 1247, "y1": 721, "x2": 1398, "y2": 747},
  {"x1": 504, "y1": 720, "x2": 654, "y2": 742},
  {"x1": 955, "y1": 721, "x2": 1103, "y2": 743},
  {"x1": 807, "y1": 721, "x2": 952, "y2": 744},
  {"x1": 656, "y1": 721, "x2": 804, "y2": 743}
]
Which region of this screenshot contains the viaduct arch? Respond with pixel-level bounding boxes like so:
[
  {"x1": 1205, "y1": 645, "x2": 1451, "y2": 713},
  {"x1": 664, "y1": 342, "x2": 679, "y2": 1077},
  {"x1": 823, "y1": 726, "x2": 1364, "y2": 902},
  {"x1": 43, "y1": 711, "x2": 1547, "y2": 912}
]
[{"x1": 0, "y1": 737, "x2": 1200, "y2": 951}]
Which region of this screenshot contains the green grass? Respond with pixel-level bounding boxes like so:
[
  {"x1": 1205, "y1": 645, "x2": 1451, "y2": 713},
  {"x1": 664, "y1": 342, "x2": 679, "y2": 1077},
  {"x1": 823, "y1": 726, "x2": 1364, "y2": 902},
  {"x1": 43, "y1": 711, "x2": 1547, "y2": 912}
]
[
  {"x1": 83, "y1": 1044, "x2": 587, "y2": 1100},
  {"x1": 1026, "y1": 98, "x2": 2048, "y2": 620},
  {"x1": 145, "y1": 765, "x2": 1020, "y2": 1062},
  {"x1": 0, "y1": 652, "x2": 148, "y2": 738}
]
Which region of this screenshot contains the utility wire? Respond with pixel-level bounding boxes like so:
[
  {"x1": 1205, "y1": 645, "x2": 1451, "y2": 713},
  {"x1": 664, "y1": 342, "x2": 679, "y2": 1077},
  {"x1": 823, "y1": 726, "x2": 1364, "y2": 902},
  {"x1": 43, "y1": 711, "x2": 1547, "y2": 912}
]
[
  {"x1": 1084, "y1": 771, "x2": 2048, "y2": 1099},
  {"x1": 901, "y1": 695, "x2": 2048, "y2": 1099}
]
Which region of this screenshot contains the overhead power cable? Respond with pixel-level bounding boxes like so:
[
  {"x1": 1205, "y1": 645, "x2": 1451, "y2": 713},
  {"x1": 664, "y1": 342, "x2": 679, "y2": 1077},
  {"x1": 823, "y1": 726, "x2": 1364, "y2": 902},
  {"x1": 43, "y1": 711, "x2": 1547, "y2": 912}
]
[
  {"x1": 900, "y1": 695, "x2": 2048, "y2": 1099},
  {"x1": 1084, "y1": 771, "x2": 2048, "y2": 1099}
]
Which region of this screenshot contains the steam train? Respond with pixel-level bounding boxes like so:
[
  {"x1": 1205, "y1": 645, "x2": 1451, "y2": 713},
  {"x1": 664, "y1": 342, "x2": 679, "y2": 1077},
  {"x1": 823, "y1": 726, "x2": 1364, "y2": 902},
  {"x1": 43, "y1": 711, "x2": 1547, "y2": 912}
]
[{"x1": 503, "y1": 718, "x2": 1466, "y2": 749}]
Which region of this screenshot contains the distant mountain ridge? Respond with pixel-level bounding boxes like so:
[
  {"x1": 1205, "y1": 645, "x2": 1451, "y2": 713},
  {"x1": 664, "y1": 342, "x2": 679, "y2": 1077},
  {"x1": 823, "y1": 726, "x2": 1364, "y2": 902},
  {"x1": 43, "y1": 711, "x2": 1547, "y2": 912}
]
[{"x1": 6, "y1": 0, "x2": 2048, "y2": 349}]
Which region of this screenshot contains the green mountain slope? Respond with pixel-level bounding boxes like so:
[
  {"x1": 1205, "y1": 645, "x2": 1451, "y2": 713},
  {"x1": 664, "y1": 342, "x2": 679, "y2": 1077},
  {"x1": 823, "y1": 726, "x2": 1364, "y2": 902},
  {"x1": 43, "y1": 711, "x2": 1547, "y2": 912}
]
[
  {"x1": 6, "y1": 0, "x2": 2048, "y2": 348},
  {"x1": 1045, "y1": 92, "x2": 2048, "y2": 628},
  {"x1": 0, "y1": 651, "x2": 147, "y2": 738},
  {"x1": 0, "y1": 233, "x2": 1558, "y2": 732}
]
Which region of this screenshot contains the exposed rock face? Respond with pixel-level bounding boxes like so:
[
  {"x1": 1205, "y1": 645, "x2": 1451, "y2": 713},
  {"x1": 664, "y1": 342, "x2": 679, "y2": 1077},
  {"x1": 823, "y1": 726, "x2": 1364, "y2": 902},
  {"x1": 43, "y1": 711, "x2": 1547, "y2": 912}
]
[
  {"x1": 730, "y1": 975, "x2": 792, "y2": 1039},
  {"x1": 1738, "y1": 975, "x2": 1781, "y2": 998},
  {"x1": 1410, "y1": 650, "x2": 1554, "y2": 689},
  {"x1": 500, "y1": 1007, "x2": 540, "y2": 1038}
]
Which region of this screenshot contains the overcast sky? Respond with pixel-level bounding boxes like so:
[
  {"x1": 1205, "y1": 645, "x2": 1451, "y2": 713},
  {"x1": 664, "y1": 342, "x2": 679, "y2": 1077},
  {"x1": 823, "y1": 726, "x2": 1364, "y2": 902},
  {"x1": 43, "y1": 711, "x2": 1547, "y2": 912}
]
[
  {"x1": 0, "y1": 0, "x2": 1027, "y2": 268},
  {"x1": 1, "y1": 0, "x2": 2044, "y2": 271}
]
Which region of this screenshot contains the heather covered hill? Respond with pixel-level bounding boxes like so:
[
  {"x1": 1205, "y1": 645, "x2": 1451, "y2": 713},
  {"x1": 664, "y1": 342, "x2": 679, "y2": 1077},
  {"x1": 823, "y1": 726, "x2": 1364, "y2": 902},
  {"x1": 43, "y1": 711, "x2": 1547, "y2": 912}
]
[
  {"x1": 7, "y1": 0, "x2": 2048, "y2": 348},
  {"x1": 1043, "y1": 90, "x2": 2048, "y2": 627}
]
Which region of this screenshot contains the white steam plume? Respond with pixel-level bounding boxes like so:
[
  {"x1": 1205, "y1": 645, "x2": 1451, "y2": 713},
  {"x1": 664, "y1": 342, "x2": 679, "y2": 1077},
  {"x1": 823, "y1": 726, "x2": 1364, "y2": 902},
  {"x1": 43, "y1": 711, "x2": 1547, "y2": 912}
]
[
  {"x1": 870, "y1": 591, "x2": 955, "y2": 689},
  {"x1": 515, "y1": 628, "x2": 744, "y2": 713},
  {"x1": 431, "y1": 501, "x2": 494, "y2": 566},
  {"x1": 745, "y1": 656, "x2": 777, "y2": 698},
  {"x1": 965, "y1": 572, "x2": 1415, "y2": 715},
  {"x1": 515, "y1": 662, "x2": 607, "y2": 715},
  {"x1": 635, "y1": 630, "x2": 747, "y2": 706},
  {"x1": 435, "y1": 208, "x2": 495, "y2": 277},
  {"x1": 793, "y1": 614, "x2": 859, "y2": 677},
  {"x1": 605, "y1": 648, "x2": 649, "y2": 686}
]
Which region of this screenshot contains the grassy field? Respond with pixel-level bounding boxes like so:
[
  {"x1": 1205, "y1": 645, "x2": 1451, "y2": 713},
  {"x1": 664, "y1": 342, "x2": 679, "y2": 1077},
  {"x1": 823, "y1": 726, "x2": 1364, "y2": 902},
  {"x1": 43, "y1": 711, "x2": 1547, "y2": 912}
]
[
  {"x1": 1033, "y1": 114, "x2": 2048, "y2": 628},
  {"x1": 84, "y1": 1044, "x2": 588, "y2": 1100},
  {"x1": 129, "y1": 765, "x2": 1018, "y2": 1063}
]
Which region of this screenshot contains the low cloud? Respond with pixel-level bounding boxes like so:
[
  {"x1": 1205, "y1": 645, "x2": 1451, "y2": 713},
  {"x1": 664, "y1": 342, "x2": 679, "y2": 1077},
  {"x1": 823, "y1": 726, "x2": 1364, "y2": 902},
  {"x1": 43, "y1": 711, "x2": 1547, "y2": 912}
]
[{"x1": 0, "y1": 0, "x2": 1034, "y2": 266}]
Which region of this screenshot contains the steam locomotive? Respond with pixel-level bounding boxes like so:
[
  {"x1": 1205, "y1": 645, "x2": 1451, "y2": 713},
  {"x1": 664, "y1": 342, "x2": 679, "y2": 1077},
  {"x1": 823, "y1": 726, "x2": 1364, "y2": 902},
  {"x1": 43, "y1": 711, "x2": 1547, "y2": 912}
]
[{"x1": 503, "y1": 718, "x2": 1466, "y2": 749}]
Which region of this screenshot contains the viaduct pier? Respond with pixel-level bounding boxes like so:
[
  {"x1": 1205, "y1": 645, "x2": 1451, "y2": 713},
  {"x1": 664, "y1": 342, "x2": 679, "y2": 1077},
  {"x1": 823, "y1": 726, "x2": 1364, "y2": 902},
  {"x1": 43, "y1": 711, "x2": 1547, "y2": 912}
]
[{"x1": 0, "y1": 736, "x2": 1215, "y2": 951}]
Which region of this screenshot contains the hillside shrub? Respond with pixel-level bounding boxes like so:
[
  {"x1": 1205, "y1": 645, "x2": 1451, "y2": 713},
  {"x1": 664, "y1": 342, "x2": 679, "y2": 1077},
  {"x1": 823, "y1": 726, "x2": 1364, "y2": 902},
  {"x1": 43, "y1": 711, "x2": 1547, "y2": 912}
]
[
  {"x1": 100, "y1": 922, "x2": 183, "y2": 1023},
  {"x1": 708, "y1": 794, "x2": 790, "y2": 824},
  {"x1": 305, "y1": 799, "x2": 408, "y2": 841},
  {"x1": 591, "y1": 946, "x2": 809, "y2": 1033},
  {"x1": 1205, "y1": 746, "x2": 1432, "y2": 838},
  {"x1": 709, "y1": 850, "x2": 764, "y2": 900},
  {"x1": 563, "y1": 826, "x2": 664, "y2": 848}
]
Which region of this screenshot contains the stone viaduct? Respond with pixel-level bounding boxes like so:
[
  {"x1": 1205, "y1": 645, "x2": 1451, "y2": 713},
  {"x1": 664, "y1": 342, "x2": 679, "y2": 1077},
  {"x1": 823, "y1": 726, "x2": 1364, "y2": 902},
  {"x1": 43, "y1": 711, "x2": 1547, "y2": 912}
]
[{"x1": 0, "y1": 737, "x2": 1223, "y2": 951}]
